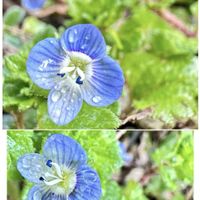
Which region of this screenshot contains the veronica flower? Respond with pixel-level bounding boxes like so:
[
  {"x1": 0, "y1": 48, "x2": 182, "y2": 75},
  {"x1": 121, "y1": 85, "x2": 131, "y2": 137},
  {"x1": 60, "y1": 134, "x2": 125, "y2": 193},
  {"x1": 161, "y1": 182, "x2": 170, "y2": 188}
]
[
  {"x1": 17, "y1": 134, "x2": 102, "y2": 200},
  {"x1": 21, "y1": 0, "x2": 46, "y2": 10},
  {"x1": 27, "y1": 24, "x2": 124, "y2": 125}
]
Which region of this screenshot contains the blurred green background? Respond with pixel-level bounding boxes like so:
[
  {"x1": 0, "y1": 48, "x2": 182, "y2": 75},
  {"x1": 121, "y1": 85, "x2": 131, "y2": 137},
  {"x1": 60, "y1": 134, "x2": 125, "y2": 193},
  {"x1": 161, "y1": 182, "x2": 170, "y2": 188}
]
[{"x1": 3, "y1": 0, "x2": 198, "y2": 129}]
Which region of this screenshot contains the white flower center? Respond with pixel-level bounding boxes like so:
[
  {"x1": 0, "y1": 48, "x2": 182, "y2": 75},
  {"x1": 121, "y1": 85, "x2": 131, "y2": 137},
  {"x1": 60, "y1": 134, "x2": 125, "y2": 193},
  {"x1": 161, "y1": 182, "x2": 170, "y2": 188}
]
[
  {"x1": 40, "y1": 160, "x2": 77, "y2": 196},
  {"x1": 59, "y1": 51, "x2": 92, "y2": 84}
]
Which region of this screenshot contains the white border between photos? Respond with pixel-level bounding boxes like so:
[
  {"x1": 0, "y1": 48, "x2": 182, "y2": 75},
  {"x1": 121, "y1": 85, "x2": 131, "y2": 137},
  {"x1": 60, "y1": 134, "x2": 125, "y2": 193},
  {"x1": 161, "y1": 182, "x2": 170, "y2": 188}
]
[
  {"x1": 194, "y1": 131, "x2": 200, "y2": 200},
  {"x1": 0, "y1": 131, "x2": 7, "y2": 200}
]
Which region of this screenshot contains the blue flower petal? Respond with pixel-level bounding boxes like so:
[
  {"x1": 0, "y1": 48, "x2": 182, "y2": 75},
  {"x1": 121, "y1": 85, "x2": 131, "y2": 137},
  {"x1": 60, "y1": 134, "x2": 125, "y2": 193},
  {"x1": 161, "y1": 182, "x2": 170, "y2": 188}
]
[
  {"x1": 40, "y1": 191, "x2": 62, "y2": 199},
  {"x1": 43, "y1": 134, "x2": 87, "y2": 169},
  {"x1": 69, "y1": 165, "x2": 102, "y2": 200},
  {"x1": 22, "y1": 0, "x2": 45, "y2": 10},
  {"x1": 27, "y1": 38, "x2": 65, "y2": 90},
  {"x1": 48, "y1": 79, "x2": 83, "y2": 125},
  {"x1": 60, "y1": 24, "x2": 106, "y2": 59},
  {"x1": 28, "y1": 186, "x2": 43, "y2": 200},
  {"x1": 81, "y1": 56, "x2": 124, "y2": 106},
  {"x1": 17, "y1": 153, "x2": 49, "y2": 184},
  {"x1": 28, "y1": 186, "x2": 58, "y2": 200}
]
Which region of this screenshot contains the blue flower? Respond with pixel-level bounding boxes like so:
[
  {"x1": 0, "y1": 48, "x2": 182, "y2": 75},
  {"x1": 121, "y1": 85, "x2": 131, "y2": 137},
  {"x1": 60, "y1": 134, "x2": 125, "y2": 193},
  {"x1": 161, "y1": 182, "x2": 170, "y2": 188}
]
[
  {"x1": 27, "y1": 24, "x2": 124, "y2": 125},
  {"x1": 17, "y1": 134, "x2": 102, "y2": 200},
  {"x1": 21, "y1": 0, "x2": 46, "y2": 10}
]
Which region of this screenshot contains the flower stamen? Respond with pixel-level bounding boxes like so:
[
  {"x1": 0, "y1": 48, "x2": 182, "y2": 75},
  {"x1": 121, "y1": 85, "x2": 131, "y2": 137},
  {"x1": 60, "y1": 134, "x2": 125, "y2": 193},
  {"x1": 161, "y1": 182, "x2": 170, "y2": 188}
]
[
  {"x1": 59, "y1": 51, "x2": 91, "y2": 84},
  {"x1": 51, "y1": 162, "x2": 63, "y2": 178},
  {"x1": 44, "y1": 178, "x2": 63, "y2": 186},
  {"x1": 57, "y1": 73, "x2": 65, "y2": 78},
  {"x1": 76, "y1": 76, "x2": 83, "y2": 85},
  {"x1": 46, "y1": 160, "x2": 63, "y2": 178},
  {"x1": 46, "y1": 160, "x2": 53, "y2": 167},
  {"x1": 39, "y1": 175, "x2": 63, "y2": 186}
]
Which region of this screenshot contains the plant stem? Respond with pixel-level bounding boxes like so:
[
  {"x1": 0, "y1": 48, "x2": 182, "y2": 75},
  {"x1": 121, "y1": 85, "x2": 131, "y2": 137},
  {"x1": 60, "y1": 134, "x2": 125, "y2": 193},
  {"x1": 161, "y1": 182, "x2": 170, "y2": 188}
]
[
  {"x1": 153, "y1": 9, "x2": 197, "y2": 38},
  {"x1": 11, "y1": 111, "x2": 24, "y2": 129}
]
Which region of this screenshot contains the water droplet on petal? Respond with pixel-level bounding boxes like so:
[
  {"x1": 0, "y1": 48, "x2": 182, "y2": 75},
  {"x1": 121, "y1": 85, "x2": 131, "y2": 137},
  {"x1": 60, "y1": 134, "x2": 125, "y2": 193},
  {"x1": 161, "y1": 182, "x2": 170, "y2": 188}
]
[
  {"x1": 54, "y1": 85, "x2": 59, "y2": 90},
  {"x1": 72, "y1": 73, "x2": 76, "y2": 79},
  {"x1": 81, "y1": 44, "x2": 87, "y2": 50},
  {"x1": 71, "y1": 99, "x2": 74, "y2": 103},
  {"x1": 54, "y1": 109, "x2": 61, "y2": 117},
  {"x1": 69, "y1": 30, "x2": 75, "y2": 43},
  {"x1": 39, "y1": 67, "x2": 43, "y2": 71},
  {"x1": 50, "y1": 40, "x2": 54, "y2": 44},
  {"x1": 51, "y1": 91, "x2": 61, "y2": 102},
  {"x1": 68, "y1": 29, "x2": 78, "y2": 43},
  {"x1": 22, "y1": 159, "x2": 31, "y2": 168},
  {"x1": 33, "y1": 191, "x2": 42, "y2": 200},
  {"x1": 63, "y1": 98, "x2": 67, "y2": 102},
  {"x1": 92, "y1": 96, "x2": 102, "y2": 103},
  {"x1": 39, "y1": 59, "x2": 53, "y2": 71},
  {"x1": 83, "y1": 171, "x2": 97, "y2": 184},
  {"x1": 36, "y1": 74, "x2": 41, "y2": 78},
  {"x1": 84, "y1": 188, "x2": 92, "y2": 195},
  {"x1": 85, "y1": 34, "x2": 90, "y2": 40},
  {"x1": 80, "y1": 153, "x2": 85, "y2": 162},
  {"x1": 79, "y1": 185, "x2": 87, "y2": 192},
  {"x1": 61, "y1": 87, "x2": 67, "y2": 94}
]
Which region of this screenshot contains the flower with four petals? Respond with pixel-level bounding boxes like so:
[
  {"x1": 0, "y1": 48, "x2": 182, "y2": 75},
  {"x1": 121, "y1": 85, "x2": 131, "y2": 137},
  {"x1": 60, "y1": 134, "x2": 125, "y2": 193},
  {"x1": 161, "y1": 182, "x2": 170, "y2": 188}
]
[
  {"x1": 27, "y1": 24, "x2": 124, "y2": 125},
  {"x1": 17, "y1": 134, "x2": 102, "y2": 200}
]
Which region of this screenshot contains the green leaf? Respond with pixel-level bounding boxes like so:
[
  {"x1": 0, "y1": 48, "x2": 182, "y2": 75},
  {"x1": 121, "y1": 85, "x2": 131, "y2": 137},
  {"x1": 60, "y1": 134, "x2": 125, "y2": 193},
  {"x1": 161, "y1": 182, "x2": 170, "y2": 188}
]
[
  {"x1": 37, "y1": 102, "x2": 121, "y2": 129},
  {"x1": 102, "y1": 181, "x2": 122, "y2": 200},
  {"x1": 145, "y1": 175, "x2": 185, "y2": 199},
  {"x1": 7, "y1": 131, "x2": 35, "y2": 180},
  {"x1": 121, "y1": 52, "x2": 197, "y2": 126},
  {"x1": 151, "y1": 132, "x2": 194, "y2": 190},
  {"x1": 149, "y1": 29, "x2": 197, "y2": 56},
  {"x1": 4, "y1": 53, "x2": 30, "y2": 83},
  {"x1": 23, "y1": 16, "x2": 52, "y2": 34},
  {"x1": 123, "y1": 181, "x2": 148, "y2": 200},
  {"x1": 4, "y1": 6, "x2": 26, "y2": 26},
  {"x1": 67, "y1": 0, "x2": 126, "y2": 27},
  {"x1": 3, "y1": 25, "x2": 57, "y2": 127},
  {"x1": 24, "y1": 109, "x2": 37, "y2": 129},
  {"x1": 3, "y1": 32, "x2": 23, "y2": 48},
  {"x1": 190, "y1": 1, "x2": 198, "y2": 18},
  {"x1": 21, "y1": 182, "x2": 33, "y2": 200},
  {"x1": 116, "y1": 6, "x2": 197, "y2": 127}
]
